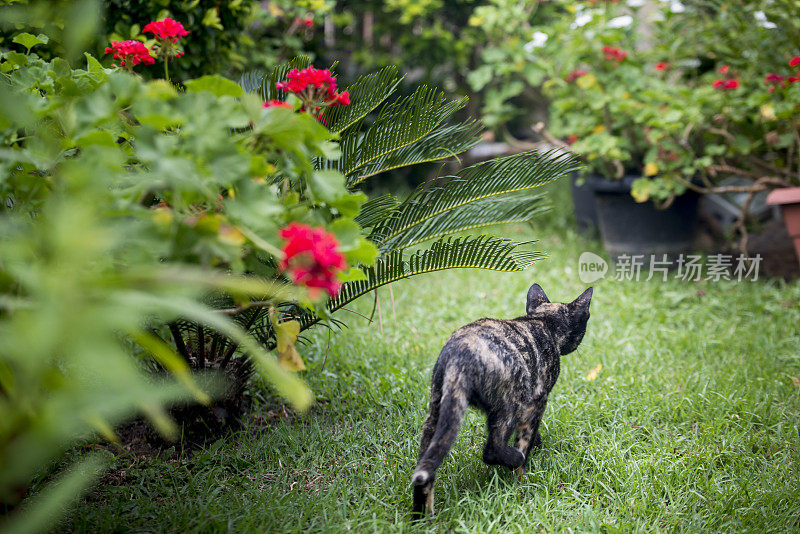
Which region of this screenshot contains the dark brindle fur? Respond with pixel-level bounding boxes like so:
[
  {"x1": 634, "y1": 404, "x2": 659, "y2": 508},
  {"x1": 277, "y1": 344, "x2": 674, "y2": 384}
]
[{"x1": 411, "y1": 284, "x2": 593, "y2": 518}]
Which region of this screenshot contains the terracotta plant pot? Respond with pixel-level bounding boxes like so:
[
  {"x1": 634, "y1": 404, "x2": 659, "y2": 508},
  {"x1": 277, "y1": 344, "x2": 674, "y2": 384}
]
[{"x1": 766, "y1": 187, "x2": 800, "y2": 267}]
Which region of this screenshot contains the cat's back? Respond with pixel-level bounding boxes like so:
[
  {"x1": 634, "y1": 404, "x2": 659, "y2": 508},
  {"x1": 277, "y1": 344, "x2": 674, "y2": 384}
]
[{"x1": 435, "y1": 318, "x2": 532, "y2": 374}]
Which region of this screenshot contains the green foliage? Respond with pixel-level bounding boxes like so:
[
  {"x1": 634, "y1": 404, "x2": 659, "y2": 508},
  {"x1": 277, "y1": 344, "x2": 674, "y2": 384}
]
[
  {"x1": 243, "y1": 61, "x2": 578, "y2": 334},
  {"x1": 537, "y1": 0, "x2": 800, "y2": 203},
  {"x1": 102, "y1": 0, "x2": 257, "y2": 79},
  {"x1": 0, "y1": 35, "x2": 370, "y2": 528}
]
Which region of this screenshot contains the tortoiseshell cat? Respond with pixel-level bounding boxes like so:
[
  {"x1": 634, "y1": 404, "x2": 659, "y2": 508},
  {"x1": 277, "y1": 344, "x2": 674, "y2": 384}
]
[{"x1": 411, "y1": 284, "x2": 593, "y2": 518}]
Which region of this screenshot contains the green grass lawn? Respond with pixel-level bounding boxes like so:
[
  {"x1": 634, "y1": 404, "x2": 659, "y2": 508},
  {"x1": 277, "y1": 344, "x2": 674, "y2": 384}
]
[{"x1": 64, "y1": 181, "x2": 800, "y2": 533}]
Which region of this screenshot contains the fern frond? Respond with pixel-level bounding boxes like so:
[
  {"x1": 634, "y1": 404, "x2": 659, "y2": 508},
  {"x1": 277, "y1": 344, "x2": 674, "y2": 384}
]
[
  {"x1": 320, "y1": 66, "x2": 403, "y2": 134},
  {"x1": 344, "y1": 120, "x2": 483, "y2": 186},
  {"x1": 297, "y1": 236, "x2": 545, "y2": 329},
  {"x1": 325, "y1": 86, "x2": 467, "y2": 184},
  {"x1": 370, "y1": 149, "x2": 578, "y2": 251}
]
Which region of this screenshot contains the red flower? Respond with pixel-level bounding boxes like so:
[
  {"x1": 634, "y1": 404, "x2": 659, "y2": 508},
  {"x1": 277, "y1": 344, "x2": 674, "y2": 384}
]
[
  {"x1": 713, "y1": 78, "x2": 739, "y2": 90},
  {"x1": 276, "y1": 66, "x2": 351, "y2": 115},
  {"x1": 788, "y1": 76, "x2": 800, "y2": 83},
  {"x1": 104, "y1": 40, "x2": 155, "y2": 69},
  {"x1": 602, "y1": 46, "x2": 627, "y2": 62},
  {"x1": 790, "y1": 56, "x2": 800, "y2": 67},
  {"x1": 567, "y1": 134, "x2": 578, "y2": 144},
  {"x1": 263, "y1": 99, "x2": 293, "y2": 109},
  {"x1": 279, "y1": 222, "x2": 347, "y2": 298},
  {"x1": 143, "y1": 18, "x2": 189, "y2": 43},
  {"x1": 566, "y1": 69, "x2": 588, "y2": 82},
  {"x1": 718, "y1": 65, "x2": 729, "y2": 74},
  {"x1": 765, "y1": 73, "x2": 784, "y2": 84},
  {"x1": 295, "y1": 17, "x2": 314, "y2": 28},
  {"x1": 655, "y1": 62, "x2": 669, "y2": 71},
  {"x1": 334, "y1": 91, "x2": 350, "y2": 106}
]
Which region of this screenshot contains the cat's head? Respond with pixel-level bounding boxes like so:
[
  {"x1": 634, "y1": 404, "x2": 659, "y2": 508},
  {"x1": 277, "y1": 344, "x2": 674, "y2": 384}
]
[{"x1": 526, "y1": 284, "x2": 593, "y2": 355}]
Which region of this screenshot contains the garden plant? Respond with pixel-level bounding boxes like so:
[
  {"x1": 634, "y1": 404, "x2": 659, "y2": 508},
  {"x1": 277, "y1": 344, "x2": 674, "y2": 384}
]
[{"x1": 1, "y1": 0, "x2": 799, "y2": 533}]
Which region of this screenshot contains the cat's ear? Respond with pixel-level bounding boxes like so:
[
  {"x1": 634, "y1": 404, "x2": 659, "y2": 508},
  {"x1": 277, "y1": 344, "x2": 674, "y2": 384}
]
[
  {"x1": 526, "y1": 284, "x2": 550, "y2": 314},
  {"x1": 573, "y1": 287, "x2": 593, "y2": 310}
]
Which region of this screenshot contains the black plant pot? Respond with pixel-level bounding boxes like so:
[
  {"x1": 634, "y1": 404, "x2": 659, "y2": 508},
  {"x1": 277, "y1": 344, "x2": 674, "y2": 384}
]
[
  {"x1": 588, "y1": 174, "x2": 699, "y2": 262},
  {"x1": 570, "y1": 172, "x2": 599, "y2": 234}
]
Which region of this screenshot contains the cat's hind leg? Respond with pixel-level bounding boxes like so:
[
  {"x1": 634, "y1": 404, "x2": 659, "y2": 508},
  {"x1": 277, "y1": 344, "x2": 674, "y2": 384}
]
[
  {"x1": 482, "y1": 409, "x2": 525, "y2": 469},
  {"x1": 514, "y1": 400, "x2": 547, "y2": 473}
]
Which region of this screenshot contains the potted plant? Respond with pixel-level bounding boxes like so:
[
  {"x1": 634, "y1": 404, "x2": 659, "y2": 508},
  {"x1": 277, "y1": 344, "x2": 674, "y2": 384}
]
[
  {"x1": 537, "y1": 1, "x2": 699, "y2": 258},
  {"x1": 633, "y1": 2, "x2": 800, "y2": 259}
]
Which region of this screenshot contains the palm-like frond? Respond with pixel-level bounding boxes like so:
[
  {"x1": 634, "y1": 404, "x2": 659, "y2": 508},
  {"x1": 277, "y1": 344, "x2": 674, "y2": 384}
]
[
  {"x1": 343, "y1": 120, "x2": 483, "y2": 186},
  {"x1": 298, "y1": 236, "x2": 545, "y2": 329},
  {"x1": 238, "y1": 56, "x2": 312, "y2": 102},
  {"x1": 369, "y1": 149, "x2": 578, "y2": 251},
  {"x1": 321, "y1": 66, "x2": 403, "y2": 134},
  {"x1": 324, "y1": 86, "x2": 468, "y2": 184}
]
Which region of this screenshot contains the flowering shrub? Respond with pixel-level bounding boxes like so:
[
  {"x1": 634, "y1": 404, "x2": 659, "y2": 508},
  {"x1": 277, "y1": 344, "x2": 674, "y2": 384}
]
[{"x1": 0, "y1": 27, "x2": 364, "y2": 529}]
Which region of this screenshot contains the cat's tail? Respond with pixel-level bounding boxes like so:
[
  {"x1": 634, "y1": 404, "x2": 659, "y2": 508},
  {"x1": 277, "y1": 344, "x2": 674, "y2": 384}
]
[{"x1": 412, "y1": 370, "x2": 469, "y2": 487}]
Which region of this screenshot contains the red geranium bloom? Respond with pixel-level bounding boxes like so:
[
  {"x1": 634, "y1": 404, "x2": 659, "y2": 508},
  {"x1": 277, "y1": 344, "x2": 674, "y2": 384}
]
[
  {"x1": 567, "y1": 134, "x2": 578, "y2": 144},
  {"x1": 279, "y1": 222, "x2": 347, "y2": 298},
  {"x1": 788, "y1": 76, "x2": 800, "y2": 83},
  {"x1": 143, "y1": 18, "x2": 189, "y2": 43},
  {"x1": 104, "y1": 40, "x2": 155, "y2": 69},
  {"x1": 263, "y1": 99, "x2": 293, "y2": 109},
  {"x1": 713, "y1": 78, "x2": 739, "y2": 90},
  {"x1": 566, "y1": 69, "x2": 588, "y2": 82},
  {"x1": 718, "y1": 65, "x2": 729, "y2": 74},
  {"x1": 276, "y1": 66, "x2": 351, "y2": 116},
  {"x1": 655, "y1": 62, "x2": 669, "y2": 71},
  {"x1": 790, "y1": 56, "x2": 800, "y2": 67},
  {"x1": 602, "y1": 46, "x2": 628, "y2": 62},
  {"x1": 765, "y1": 73, "x2": 784, "y2": 84}
]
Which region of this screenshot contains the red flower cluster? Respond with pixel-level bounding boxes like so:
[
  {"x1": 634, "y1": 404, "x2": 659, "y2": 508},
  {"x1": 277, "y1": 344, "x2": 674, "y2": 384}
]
[
  {"x1": 263, "y1": 99, "x2": 293, "y2": 109},
  {"x1": 143, "y1": 18, "x2": 189, "y2": 43},
  {"x1": 276, "y1": 67, "x2": 351, "y2": 114},
  {"x1": 655, "y1": 62, "x2": 669, "y2": 71},
  {"x1": 279, "y1": 222, "x2": 347, "y2": 298},
  {"x1": 713, "y1": 79, "x2": 739, "y2": 90},
  {"x1": 763, "y1": 57, "x2": 800, "y2": 92},
  {"x1": 295, "y1": 17, "x2": 314, "y2": 28},
  {"x1": 712, "y1": 65, "x2": 739, "y2": 91},
  {"x1": 567, "y1": 134, "x2": 579, "y2": 144},
  {"x1": 104, "y1": 40, "x2": 155, "y2": 69},
  {"x1": 566, "y1": 69, "x2": 588, "y2": 82},
  {"x1": 602, "y1": 46, "x2": 627, "y2": 62}
]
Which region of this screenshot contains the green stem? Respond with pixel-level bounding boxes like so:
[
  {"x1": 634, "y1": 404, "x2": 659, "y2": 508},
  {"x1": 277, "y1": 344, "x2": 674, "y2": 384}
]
[{"x1": 164, "y1": 58, "x2": 169, "y2": 83}]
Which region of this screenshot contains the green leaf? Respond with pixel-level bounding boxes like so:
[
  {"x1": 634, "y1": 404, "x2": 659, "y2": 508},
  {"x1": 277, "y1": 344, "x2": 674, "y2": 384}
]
[
  {"x1": 12, "y1": 32, "x2": 49, "y2": 52},
  {"x1": 185, "y1": 75, "x2": 244, "y2": 98}
]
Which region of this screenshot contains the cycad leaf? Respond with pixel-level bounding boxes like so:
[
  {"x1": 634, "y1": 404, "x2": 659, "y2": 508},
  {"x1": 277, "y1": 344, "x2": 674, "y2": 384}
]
[
  {"x1": 324, "y1": 85, "x2": 468, "y2": 184},
  {"x1": 354, "y1": 194, "x2": 401, "y2": 229},
  {"x1": 238, "y1": 56, "x2": 312, "y2": 102},
  {"x1": 370, "y1": 149, "x2": 578, "y2": 251},
  {"x1": 372, "y1": 191, "x2": 551, "y2": 250},
  {"x1": 345, "y1": 120, "x2": 483, "y2": 186},
  {"x1": 298, "y1": 236, "x2": 544, "y2": 329},
  {"x1": 320, "y1": 66, "x2": 403, "y2": 135}
]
